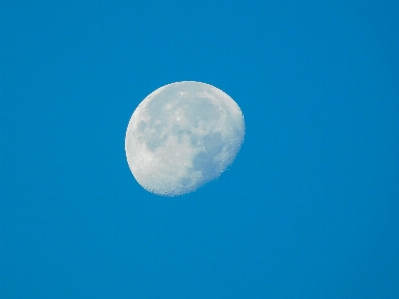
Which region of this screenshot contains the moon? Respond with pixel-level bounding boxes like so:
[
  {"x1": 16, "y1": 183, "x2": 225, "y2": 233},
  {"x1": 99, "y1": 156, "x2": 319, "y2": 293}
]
[{"x1": 125, "y1": 81, "x2": 245, "y2": 196}]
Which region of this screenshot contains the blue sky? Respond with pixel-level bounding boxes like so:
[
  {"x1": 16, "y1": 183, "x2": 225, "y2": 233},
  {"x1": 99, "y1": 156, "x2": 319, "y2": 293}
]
[{"x1": 1, "y1": 1, "x2": 398, "y2": 298}]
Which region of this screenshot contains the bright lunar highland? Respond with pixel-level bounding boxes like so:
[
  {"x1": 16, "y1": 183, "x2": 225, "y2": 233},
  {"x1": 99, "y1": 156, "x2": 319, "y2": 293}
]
[{"x1": 125, "y1": 81, "x2": 245, "y2": 196}]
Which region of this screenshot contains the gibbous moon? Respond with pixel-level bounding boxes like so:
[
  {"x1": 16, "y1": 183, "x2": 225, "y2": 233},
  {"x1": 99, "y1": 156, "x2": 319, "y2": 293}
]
[{"x1": 125, "y1": 81, "x2": 245, "y2": 196}]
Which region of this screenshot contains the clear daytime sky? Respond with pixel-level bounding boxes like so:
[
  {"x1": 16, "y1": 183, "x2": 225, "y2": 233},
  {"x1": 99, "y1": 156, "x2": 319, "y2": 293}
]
[{"x1": 1, "y1": 1, "x2": 398, "y2": 298}]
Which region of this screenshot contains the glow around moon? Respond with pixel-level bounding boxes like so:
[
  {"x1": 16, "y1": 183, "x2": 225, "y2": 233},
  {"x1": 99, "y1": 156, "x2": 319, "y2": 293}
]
[{"x1": 125, "y1": 81, "x2": 245, "y2": 196}]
